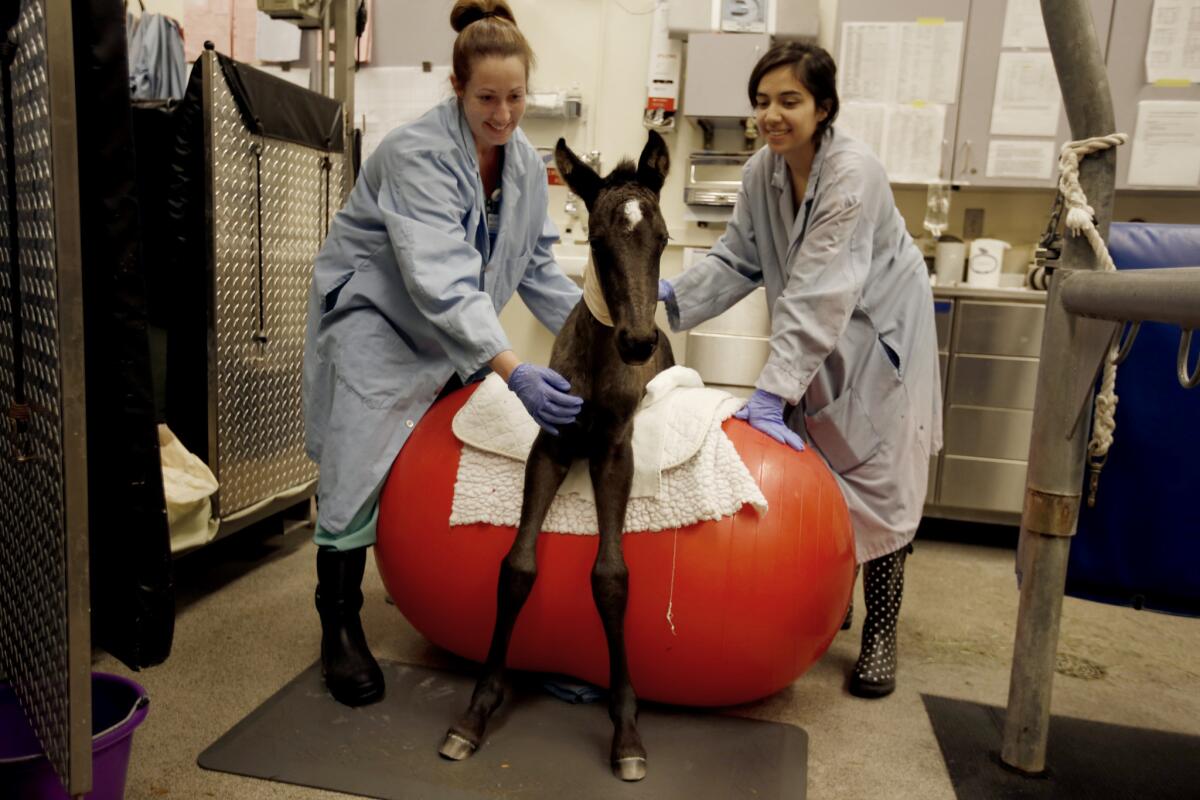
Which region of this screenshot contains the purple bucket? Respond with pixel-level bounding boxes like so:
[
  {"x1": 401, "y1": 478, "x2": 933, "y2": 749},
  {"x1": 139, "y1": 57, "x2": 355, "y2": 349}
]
[{"x1": 0, "y1": 672, "x2": 149, "y2": 800}]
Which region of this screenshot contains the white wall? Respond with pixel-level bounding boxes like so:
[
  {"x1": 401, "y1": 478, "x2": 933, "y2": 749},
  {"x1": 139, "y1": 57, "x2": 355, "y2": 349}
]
[
  {"x1": 508, "y1": 0, "x2": 1197, "y2": 365},
  {"x1": 367, "y1": 1, "x2": 1198, "y2": 365},
  {"x1": 135, "y1": 2, "x2": 1195, "y2": 368},
  {"x1": 503, "y1": 0, "x2": 726, "y2": 365}
]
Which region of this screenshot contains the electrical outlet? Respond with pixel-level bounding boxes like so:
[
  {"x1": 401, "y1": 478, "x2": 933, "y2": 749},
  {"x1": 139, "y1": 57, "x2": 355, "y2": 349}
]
[{"x1": 964, "y1": 208, "x2": 985, "y2": 240}]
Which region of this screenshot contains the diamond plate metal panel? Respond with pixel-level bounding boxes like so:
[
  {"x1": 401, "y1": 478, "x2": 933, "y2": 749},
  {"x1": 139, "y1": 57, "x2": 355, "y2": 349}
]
[
  {"x1": 207, "y1": 55, "x2": 342, "y2": 516},
  {"x1": 0, "y1": 0, "x2": 90, "y2": 793}
]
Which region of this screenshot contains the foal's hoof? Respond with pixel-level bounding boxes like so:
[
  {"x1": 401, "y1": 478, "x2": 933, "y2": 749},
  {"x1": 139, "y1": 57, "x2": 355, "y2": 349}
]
[
  {"x1": 438, "y1": 730, "x2": 478, "y2": 761},
  {"x1": 613, "y1": 756, "x2": 647, "y2": 782}
]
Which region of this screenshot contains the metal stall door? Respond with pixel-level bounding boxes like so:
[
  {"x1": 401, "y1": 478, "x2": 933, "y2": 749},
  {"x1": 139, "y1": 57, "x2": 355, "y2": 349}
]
[
  {"x1": 0, "y1": 0, "x2": 92, "y2": 795},
  {"x1": 203, "y1": 51, "x2": 345, "y2": 527}
]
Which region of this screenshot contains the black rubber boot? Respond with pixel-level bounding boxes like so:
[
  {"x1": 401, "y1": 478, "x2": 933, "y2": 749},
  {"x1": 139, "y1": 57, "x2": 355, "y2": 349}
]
[
  {"x1": 316, "y1": 546, "x2": 385, "y2": 707},
  {"x1": 849, "y1": 544, "x2": 911, "y2": 699}
]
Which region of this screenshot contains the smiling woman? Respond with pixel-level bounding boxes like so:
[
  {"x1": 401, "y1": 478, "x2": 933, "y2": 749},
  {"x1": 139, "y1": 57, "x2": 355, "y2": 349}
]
[
  {"x1": 749, "y1": 43, "x2": 840, "y2": 210},
  {"x1": 451, "y1": 54, "x2": 527, "y2": 201},
  {"x1": 449, "y1": 0, "x2": 533, "y2": 189},
  {"x1": 301, "y1": 0, "x2": 583, "y2": 710},
  {"x1": 660, "y1": 41, "x2": 941, "y2": 701}
]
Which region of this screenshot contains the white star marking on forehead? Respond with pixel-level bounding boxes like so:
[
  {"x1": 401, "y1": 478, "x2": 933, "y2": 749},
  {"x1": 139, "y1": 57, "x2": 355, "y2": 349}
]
[{"x1": 622, "y1": 198, "x2": 643, "y2": 231}]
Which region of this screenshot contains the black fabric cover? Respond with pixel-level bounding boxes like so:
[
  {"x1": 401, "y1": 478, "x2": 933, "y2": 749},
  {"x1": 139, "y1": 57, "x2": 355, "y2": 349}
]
[
  {"x1": 162, "y1": 58, "x2": 209, "y2": 460},
  {"x1": 130, "y1": 98, "x2": 177, "y2": 337},
  {"x1": 72, "y1": 0, "x2": 174, "y2": 668},
  {"x1": 215, "y1": 49, "x2": 344, "y2": 151}
]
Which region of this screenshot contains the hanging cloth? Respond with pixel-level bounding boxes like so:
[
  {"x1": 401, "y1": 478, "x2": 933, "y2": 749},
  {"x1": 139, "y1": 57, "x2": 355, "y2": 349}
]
[{"x1": 128, "y1": 9, "x2": 187, "y2": 100}]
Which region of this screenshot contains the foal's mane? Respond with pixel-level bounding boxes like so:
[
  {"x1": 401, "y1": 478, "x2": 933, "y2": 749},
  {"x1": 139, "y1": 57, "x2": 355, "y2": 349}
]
[{"x1": 602, "y1": 158, "x2": 640, "y2": 189}]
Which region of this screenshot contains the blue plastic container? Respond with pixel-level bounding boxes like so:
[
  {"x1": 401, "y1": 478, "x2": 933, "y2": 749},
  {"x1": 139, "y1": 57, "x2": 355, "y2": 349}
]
[{"x1": 0, "y1": 672, "x2": 149, "y2": 799}]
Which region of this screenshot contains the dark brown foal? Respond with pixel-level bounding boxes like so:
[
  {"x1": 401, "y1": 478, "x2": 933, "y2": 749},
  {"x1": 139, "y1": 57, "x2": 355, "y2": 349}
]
[{"x1": 439, "y1": 132, "x2": 674, "y2": 781}]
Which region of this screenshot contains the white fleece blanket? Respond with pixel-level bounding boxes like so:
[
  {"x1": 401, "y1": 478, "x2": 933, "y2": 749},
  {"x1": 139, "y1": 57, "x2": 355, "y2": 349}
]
[{"x1": 450, "y1": 367, "x2": 768, "y2": 534}]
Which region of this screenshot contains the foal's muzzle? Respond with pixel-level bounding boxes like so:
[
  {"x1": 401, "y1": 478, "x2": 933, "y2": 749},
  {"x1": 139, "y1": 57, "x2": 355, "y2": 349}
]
[{"x1": 617, "y1": 328, "x2": 659, "y2": 365}]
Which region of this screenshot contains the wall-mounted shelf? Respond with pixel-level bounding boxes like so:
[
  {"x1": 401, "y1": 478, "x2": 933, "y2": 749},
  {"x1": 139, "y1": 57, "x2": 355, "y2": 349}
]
[{"x1": 524, "y1": 91, "x2": 583, "y2": 120}]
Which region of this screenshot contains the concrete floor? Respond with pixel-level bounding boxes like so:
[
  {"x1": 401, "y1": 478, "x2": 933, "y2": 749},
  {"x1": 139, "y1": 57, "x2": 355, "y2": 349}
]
[{"x1": 93, "y1": 520, "x2": 1200, "y2": 800}]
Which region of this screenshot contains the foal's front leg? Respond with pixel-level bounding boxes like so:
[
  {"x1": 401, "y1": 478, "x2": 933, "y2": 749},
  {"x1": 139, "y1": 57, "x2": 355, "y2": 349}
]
[
  {"x1": 439, "y1": 433, "x2": 572, "y2": 760},
  {"x1": 590, "y1": 431, "x2": 647, "y2": 781}
]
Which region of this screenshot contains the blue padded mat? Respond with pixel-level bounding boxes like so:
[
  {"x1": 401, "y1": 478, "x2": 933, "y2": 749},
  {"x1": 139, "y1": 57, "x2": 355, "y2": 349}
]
[{"x1": 1068, "y1": 222, "x2": 1200, "y2": 616}]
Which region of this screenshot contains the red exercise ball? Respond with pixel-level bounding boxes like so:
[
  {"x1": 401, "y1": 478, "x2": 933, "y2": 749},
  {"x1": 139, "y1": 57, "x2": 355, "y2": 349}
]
[{"x1": 376, "y1": 383, "x2": 855, "y2": 707}]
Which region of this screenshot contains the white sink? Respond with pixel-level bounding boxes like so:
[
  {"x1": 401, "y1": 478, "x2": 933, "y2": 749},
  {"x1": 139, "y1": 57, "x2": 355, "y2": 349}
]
[{"x1": 552, "y1": 243, "x2": 590, "y2": 280}]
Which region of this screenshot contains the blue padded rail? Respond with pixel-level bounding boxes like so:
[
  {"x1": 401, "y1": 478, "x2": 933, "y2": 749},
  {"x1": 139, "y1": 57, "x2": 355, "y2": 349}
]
[{"x1": 1067, "y1": 222, "x2": 1200, "y2": 616}]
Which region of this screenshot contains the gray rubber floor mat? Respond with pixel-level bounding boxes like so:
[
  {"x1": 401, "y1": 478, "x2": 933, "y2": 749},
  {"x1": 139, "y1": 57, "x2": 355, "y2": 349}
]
[
  {"x1": 199, "y1": 661, "x2": 807, "y2": 799},
  {"x1": 922, "y1": 694, "x2": 1200, "y2": 799}
]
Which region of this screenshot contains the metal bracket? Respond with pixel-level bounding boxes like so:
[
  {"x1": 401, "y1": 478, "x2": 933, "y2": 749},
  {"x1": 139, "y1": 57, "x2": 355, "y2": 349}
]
[
  {"x1": 1179, "y1": 330, "x2": 1200, "y2": 389},
  {"x1": 1113, "y1": 321, "x2": 1140, "y2": 365},
  {"x1": 1065, "y1": 311, "x2": 1120, "y2": 441},
  {"x1": 1023, "y1": 487, "x2": 1081, "y2": 537}
]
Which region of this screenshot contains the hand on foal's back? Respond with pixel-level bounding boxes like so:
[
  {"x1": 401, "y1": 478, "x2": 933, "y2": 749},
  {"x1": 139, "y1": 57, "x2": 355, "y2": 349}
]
[{"x1": 507, "y1": 363, "x2": 583, "y2": 436}]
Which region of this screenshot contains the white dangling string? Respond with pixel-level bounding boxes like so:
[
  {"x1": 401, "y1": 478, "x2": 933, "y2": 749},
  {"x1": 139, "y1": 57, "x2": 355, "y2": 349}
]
[
  {"x1": 665, "y1": 528, "x2": 678, "y2": 636},
  {"x1": 1055, "y1": 133, "x2": 1128, "y2": 505}
]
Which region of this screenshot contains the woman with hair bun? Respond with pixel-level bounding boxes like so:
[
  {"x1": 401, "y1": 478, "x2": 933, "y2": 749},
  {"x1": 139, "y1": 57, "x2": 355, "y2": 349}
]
[
  {"x1": 659, "y1": 42, "x2": 942, "y2": 700},
  {"x1": 303, "y1": 0, "x2": 582, "y2": 708}
]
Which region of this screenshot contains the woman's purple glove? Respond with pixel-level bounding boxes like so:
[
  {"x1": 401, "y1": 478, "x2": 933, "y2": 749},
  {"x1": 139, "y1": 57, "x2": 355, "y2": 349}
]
[
  {"x1": 507, "y1": 363, "x2": 583, "y2": 435},
  {"x1": 733, "y1": 389, "x2": 806, "y2": 451},
  {"x1": 657, "y1": 279, "x2": 675, "y2": 304}
]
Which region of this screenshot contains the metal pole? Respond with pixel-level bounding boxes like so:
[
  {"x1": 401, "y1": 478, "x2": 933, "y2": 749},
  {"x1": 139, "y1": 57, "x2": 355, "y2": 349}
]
[
  {"x1": 319, "y1": 1, "x2": 329, "y2": 97},
  {"x1": 47, "y1": 0, "x2": 91, "y2": 794},
  {"x1": 331, "y1": 0, "x2": 355, "y2": 195},
  {"x1": 1001, "y1": 0, "x2": 1119, "y2": 774},
  {"x1": 1061, "y1": 267, "x2": 1200, "y2": 327}
]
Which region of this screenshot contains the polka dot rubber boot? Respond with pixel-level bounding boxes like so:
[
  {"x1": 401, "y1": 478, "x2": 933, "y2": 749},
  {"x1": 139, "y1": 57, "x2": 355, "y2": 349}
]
[{"x1": 849, "y1": 544, "x2": 911, "y2": 699}]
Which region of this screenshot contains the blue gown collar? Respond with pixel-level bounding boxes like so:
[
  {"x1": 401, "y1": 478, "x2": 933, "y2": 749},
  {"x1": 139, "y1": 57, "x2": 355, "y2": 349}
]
[
  {"x1": 769, "y1": 128, "x2": 834, "y2": 243},
  {"x1": 443, "y1": 97, "x2": 527, "y2": 262}
]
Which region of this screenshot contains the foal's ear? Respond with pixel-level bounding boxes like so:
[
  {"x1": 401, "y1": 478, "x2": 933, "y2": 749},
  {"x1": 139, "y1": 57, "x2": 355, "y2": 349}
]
[
  {"x1": 636, "y1": 130, "x2": 670, "y2": 195},
  {"x1": 554, "y1": 138, "x2": 602, "y2": 210}
]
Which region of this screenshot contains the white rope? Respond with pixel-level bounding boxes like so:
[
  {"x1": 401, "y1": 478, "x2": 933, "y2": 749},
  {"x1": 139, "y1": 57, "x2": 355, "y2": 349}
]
[{"x1": 1055, "y1": 133, "x2": 1127, "y2": 501}]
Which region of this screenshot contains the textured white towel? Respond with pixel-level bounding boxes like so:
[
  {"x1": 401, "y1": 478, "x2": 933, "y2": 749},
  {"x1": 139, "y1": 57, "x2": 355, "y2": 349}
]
[{"x1": 450, "y1": 367, "x2": 767, "y2": 534}]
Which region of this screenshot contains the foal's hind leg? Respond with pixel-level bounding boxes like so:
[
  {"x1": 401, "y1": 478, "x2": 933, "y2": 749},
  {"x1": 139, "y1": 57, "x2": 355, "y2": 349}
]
[
  {"x1": 439, "y1": 434, "x2": 571, "y2": 761},
  {"x1": 589, "y1": 435, "x2": 647, "y2": 781}
]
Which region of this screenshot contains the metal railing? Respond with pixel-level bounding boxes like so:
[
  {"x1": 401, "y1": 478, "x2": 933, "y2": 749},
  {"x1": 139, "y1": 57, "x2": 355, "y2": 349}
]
[{"x1": 1000, "y1": 0, "x2": 1200, "y2": 775}]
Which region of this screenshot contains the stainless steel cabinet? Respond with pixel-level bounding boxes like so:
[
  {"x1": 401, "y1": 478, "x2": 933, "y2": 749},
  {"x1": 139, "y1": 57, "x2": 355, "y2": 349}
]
[
  {"x1": 926, "y1": 290, "x2": 1047, "y2": 524},
  {"x1": 681, "y1": 33, "x2": 770, "y2": 118},
  {"x1": 928, "y1": 299, "x2": 954, "y2": 502},
  {"x1": 686, "y1": 287, "x2": 770, "y2": 397},
  {"x1": 685, "y1": 284, "x2": 1048, "y2": 525}
]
